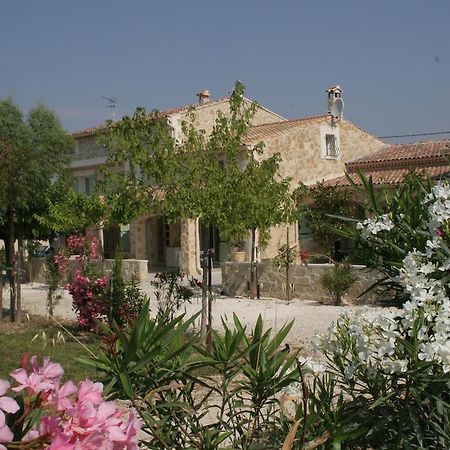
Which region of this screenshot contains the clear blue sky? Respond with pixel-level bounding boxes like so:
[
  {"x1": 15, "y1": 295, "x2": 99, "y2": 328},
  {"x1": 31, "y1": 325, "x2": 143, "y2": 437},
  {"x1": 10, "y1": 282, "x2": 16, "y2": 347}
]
[{"x1": 1, "y1": 0, "x2": 449, "y2": 142}]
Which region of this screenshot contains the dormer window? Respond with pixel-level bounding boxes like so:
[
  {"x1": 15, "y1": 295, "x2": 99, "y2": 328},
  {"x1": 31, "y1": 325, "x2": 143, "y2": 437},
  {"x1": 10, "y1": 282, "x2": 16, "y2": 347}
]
[{"x1": 325, "y1": 134, "x2": 339, "y2": 158}]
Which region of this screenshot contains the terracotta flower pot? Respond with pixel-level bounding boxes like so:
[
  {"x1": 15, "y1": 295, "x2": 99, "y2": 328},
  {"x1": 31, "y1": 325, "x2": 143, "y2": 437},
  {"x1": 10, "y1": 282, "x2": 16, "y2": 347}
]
[{"x1": 230, "y1": 251, "x2": 246, "y2": 262}]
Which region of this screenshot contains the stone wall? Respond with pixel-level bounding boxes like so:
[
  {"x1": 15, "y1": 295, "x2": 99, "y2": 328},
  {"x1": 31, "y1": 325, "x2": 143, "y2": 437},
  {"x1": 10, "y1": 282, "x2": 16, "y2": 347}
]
[
  {"x1": 26, "y1": 258, "x2": 150, "y2": 284},
  {"x1": 222, "y1": 262, "x2": 379, "y2": 304}
]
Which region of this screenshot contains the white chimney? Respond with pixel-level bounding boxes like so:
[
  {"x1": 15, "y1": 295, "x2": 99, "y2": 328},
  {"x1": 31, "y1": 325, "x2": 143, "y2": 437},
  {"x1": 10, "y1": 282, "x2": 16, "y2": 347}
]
[
  {"x1": 326, "y1": 85, "x2": 344, "y2": 120},
  {"x1": 197, "y1": 89, "x2": 211, "y2": 105}
]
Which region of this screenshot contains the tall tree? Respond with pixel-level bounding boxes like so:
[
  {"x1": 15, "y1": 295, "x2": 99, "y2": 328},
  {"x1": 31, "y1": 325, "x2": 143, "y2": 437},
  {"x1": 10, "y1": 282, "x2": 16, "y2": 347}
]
[
  {"x1": 0, "y1": 100, "x2": 73, "y2": 321},
  {"x1": 101, "y1": 82, "x2": 294, "y2": 339}
]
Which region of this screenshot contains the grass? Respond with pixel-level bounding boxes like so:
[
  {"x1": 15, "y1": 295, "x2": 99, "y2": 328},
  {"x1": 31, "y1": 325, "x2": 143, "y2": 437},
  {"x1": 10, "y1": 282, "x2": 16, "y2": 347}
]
[{"x1": 0, "y1": 314, "x2": 102, "y2": 382}]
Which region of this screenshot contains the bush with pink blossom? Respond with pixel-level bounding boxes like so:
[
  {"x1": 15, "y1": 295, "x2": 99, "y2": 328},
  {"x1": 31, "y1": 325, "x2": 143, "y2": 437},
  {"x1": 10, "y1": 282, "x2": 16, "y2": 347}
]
[
  {"x1": 0, "y1": 355, "x2": 141, "y2": 449},
  {"x1": 55, "y1": 236, "x2": 110, "y2": 332}
]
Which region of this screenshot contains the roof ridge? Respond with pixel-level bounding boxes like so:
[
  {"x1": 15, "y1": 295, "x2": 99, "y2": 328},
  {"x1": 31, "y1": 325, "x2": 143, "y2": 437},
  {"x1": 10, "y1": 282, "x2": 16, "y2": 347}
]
[
  {"x1": 69, "y1": 96, "x2": 231, "y2": 137},
  {"x1": 248, "y1": 114, "x2": 329, "y2": 130}
]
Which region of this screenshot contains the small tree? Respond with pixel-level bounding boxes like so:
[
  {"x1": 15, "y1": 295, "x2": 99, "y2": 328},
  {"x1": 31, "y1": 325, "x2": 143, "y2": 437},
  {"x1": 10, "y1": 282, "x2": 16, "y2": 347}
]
[
  {"x1": 273, "y1": 230, "x2": 298, "y2": 301},
  {"x1": 0, "y1": 100, "x2": 73, "y2": 322},
  {"x1": 100, "y1": 82, "x2": 294, "y2": 339},
  {"x1": 295, "y1": 181, "x2": 352, "y2": 257},
  {"x1": 320, "y1": 262, "x2": 357, "y2": 305}
]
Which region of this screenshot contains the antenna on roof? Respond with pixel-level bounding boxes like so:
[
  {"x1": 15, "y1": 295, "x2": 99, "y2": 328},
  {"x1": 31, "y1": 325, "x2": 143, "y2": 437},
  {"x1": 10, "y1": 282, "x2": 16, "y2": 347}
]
[{"x1": 102, "y1": 96, "x2": 118, "y2": 120}]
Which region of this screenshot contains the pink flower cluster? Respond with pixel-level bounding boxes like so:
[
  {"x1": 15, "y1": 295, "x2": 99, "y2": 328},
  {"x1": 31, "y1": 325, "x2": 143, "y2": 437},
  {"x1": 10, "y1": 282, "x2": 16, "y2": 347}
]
[
  {"x1": 0, "y1": 356, "x2": 141, "y2": 449},
  {"x1": 55, "y1": 235, "x2": 110, "y2": 333},
  {"x1": 66, "y1": 236, "x2": 101, "y2": 260},
  {"x1": 54, "y1": 252, "x2": 69, "y2": 274},
  {"x1": 68, "y1": 269, "x2": 110, "y2": 332}
]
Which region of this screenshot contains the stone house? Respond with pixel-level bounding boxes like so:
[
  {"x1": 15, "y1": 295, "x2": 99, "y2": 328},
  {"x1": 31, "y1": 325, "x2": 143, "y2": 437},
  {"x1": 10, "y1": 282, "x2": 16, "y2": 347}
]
[
  {"x1": 69, "y1": 87, "x2": 386, "y2": 278},
  {"x1": 69, "y1": 91, "x2": 284, "y2": 279}
]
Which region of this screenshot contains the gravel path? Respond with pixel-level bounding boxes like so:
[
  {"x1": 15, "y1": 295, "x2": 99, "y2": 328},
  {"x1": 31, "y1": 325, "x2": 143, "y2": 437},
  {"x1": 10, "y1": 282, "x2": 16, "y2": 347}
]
[{"x1": 15, "y1": 282, "x2": 387, "y2": 350}]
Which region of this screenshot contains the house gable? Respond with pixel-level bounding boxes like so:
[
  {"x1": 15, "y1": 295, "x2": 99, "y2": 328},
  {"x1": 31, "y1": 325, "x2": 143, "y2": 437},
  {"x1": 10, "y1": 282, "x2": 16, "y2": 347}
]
[{"x1": 245, "y1": 116, "x2": 385, "y2": 186}]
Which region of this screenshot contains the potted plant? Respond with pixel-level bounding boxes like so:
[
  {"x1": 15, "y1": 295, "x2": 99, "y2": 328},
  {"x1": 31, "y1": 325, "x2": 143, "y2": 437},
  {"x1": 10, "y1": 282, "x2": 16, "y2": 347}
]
[{"x1": 230, "y1": 238, "x2": 246, "y2": 262}]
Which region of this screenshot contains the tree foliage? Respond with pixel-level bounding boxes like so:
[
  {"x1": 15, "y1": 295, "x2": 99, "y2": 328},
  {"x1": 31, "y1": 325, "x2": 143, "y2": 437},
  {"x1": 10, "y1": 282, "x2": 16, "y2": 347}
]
[
  {"x1": 36, "y1": 173, "x2": 107, "y2": 235},
  {"x1": 100, "y1": 81, "x2": 294, "y2": 244},
  {"x1": 0, "y1": 99, "x2": 74, "y2": 321},
  {"x1": 294, "y1": 181, "x2": 353, "y2": 256},
  {"x1": 341, "y1": 170, "x2": 432, "y2": 304}
]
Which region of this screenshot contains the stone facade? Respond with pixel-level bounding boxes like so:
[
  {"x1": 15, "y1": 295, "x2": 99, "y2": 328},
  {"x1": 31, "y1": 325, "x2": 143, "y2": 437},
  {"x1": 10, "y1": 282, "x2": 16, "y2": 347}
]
[
  {"x1": 67, "y1": 92, "x2": 386, "y2": 283},
  {"x1": 253, "y1": 118, "x2": 385, "y2": 259},
  {"x1": 168, "y1": 98, "x2": 284, "y2": 140},
  {"x1": 222, "y1": 262, "x2": 379, "y2": 304}
]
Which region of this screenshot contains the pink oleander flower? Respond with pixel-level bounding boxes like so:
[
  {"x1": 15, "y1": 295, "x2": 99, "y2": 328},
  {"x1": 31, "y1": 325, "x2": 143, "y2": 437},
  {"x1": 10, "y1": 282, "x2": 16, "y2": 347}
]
[
  {"x1": 1, "y1": 357, "x2": 140, "y2": 449},
  {"x1": 31, "y1": 356, "x2": 64, "y2": 382},
  {"x1": 0, "y1": 380, "x2": 20, "y2": 447},
  {"x1": 116, "y1": 407, "x2": 141, "y2": 450},
  {"x1": 77, "y1": 380, "x2": 103, "y2": 406},
  {"x1": 10, "y1": 370, "x2": 52, "y2": 395},
  {"x1": 0, "y1": 380, "x2": 20, "y2": 417},
  {"x1": 10, "y1": 356, "x2": 63, "y2": 395},
  {"x1": 51, "y1": 381, "x2": 78, "y2": 411}
]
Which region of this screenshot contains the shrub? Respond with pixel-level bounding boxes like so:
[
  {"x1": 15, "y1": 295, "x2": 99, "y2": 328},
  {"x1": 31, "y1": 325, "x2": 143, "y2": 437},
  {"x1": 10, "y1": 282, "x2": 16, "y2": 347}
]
[
  {"x1": 56, "y1": 235, "x2": 110, "y2": 332},
  {"x1": 320, "y1": 263, "x2": 357, "y2": 305},
  {"x1": 345, "y1": 170, "x2": 432, "y2": 304},
  {"x1": 120, "y1": 274, "x2": 147, "y2": 325},
  {"x1": 150, "y1": 271, "x2": 194, "y2": 323}
]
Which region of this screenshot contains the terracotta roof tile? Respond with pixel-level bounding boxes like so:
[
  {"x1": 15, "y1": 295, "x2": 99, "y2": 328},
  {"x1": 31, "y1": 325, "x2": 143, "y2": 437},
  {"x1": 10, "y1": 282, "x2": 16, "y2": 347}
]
[
  {"x1": 324, "y1": 165, "x2": 450, "y2": 187},
  {"x1": 69, "y1": 97, "x2": 230, "y2": 138},
  {"x1": 244, "y1": 115, "x2": 329, "y2": 145},
  {"x1": 347, "y1": 140, "x2": 450, "y2": 171}
]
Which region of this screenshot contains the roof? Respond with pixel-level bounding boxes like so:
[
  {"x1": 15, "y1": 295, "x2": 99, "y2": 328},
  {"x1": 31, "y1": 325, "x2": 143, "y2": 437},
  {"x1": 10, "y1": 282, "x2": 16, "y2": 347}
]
[
  {"x1": 324, "y1": 139, "x2": 450, "y2": 187},
  {"x1": 244, "y1": 115, "x2": 329, "y2": 145},
  {"x1": 324, "y1": 166, "x2": 450, "y2": 187},
  {"x1": 69, "y1": 97, "x2": 230, "y2": 138},
  {"x1": 346, "y1": 139, "x2": 450, "y2": 170}
]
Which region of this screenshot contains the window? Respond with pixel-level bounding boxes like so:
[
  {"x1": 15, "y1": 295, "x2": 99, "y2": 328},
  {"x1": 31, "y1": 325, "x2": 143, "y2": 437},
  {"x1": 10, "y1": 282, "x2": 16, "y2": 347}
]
[
  {"x1": 325, "y1": 134, "x2": 339, "y2": 158},
  {"x1": 85, "y1": 174, "x2": 96, "y2": 195}
]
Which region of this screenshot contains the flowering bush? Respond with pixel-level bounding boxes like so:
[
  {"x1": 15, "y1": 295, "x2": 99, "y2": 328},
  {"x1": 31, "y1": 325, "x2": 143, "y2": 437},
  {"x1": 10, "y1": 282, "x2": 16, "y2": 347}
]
[
  {"x1": 311, "y1": 180, "x2": 450, "y2": 448},
  {"x1": 0, "y1": 355, "x2": 141, "y2": 449},
  {"x1": 346, "y1": 171, "x2": 432, "y2": 303},
  {"x1": 56, "y1": 236, "x2": 110, "y2": 332}
]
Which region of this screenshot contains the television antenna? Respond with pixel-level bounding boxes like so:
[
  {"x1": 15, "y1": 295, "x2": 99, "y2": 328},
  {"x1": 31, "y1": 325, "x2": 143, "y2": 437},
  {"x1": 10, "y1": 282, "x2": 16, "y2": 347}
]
[{"x1": 102, "y1": 96, "x2": 118, "y2": 120}]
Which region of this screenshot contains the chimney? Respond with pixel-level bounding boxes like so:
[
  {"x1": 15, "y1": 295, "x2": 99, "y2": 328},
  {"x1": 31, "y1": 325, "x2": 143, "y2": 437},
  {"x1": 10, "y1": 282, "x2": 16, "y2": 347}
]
[
  {"x1": 197, "y1": 89, "x2": 211, "y2": 105},
  {"x1": 326, "y1": 85, "x2": 344, "y2": 121},
  {"x1": 326, "y1": 86, "x2": 342, "y2": 113}
]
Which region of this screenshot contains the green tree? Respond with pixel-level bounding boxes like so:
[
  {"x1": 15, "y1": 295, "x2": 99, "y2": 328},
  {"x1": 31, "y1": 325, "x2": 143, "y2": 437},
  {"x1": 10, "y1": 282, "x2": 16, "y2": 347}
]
[
  {"x1": 36, "y1": 173, "x2": 107, "y2": 236},
  {"x1": 0, "y1": 100, "x2": 73, "y2": 321},
  {"x1": 294, "y1": 180, "x2": 352, "y2": 257},
  {"x1": 100, "y1": 82, "x2": 294, "y2": 338}
]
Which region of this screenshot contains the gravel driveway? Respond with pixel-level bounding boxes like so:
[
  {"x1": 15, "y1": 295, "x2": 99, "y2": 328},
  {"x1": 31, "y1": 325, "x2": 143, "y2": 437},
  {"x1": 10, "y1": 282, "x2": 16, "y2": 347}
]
[{"x1": 14, "y1": 282, "x2": 387, "y2": 351}]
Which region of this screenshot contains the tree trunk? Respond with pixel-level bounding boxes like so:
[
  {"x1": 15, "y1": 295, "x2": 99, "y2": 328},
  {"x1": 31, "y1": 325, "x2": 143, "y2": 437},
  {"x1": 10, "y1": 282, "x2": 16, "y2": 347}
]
[
  {"x1": 200, "y1": 253, "x2": 208, "y2": 344},
  {"x1": 16, "y1": 237, "x2": 23, "y2": 322},
  {"x1": 286, "y1": 227, "x2": 290, "y2": 302},
  {"x1": 206, "y1": 249, "x2": 213, "y2": 350},
  {"x1": 0, "y1": 273, "x2": 3, "y2": 319},
  {"x1": 249, "y1": 228, "x2": 257, "y2": 298},
  {"x1": 6, "y1": 204, "x2": 17, "y2": 322}
]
